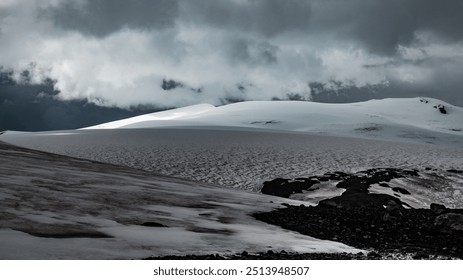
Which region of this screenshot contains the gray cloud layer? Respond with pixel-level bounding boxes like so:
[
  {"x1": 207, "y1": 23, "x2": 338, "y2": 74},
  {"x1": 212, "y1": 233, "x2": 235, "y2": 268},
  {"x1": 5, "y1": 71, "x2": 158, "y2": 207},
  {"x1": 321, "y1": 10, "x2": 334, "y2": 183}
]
[
  {"x1": 1, "y1": 0, "x2": 463, "y2": 111},
  {"x1": 47, "y1": 0, "x2": 178, "y2": 37},
  {"x1": 180, "y1": 0, "x2": 312, "y2": 37},
  {"x1": 308, "y1": 0, "x2": 463, "y2": 54}
]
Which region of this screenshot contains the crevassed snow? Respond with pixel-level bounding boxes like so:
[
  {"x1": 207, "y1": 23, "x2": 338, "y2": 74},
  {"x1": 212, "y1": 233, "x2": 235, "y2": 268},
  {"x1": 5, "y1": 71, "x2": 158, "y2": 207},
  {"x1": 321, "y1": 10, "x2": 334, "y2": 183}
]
[
  {"x1": 82, "y1": 97, "x2": 463, "y2": 146},
  {"x1": 0, "y1": 142, "x2": 361, "y2": 259},
  {"x1": 2, "y1": 128, "x2": 462, "y2": 191}
]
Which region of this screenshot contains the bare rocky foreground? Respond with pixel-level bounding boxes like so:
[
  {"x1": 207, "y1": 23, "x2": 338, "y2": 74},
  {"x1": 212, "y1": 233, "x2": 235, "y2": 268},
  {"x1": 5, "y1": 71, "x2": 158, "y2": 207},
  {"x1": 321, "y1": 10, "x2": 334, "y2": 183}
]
[{"x1": 255, "y1": 168, "x2": 463, "y2": 259}]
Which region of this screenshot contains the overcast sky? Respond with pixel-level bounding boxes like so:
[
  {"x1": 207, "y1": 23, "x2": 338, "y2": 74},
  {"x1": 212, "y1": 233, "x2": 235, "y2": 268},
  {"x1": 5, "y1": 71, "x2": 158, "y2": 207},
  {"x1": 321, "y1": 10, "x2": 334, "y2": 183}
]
[{"x1": 1, "y1": 0, "x2": 463, "y2": 128}]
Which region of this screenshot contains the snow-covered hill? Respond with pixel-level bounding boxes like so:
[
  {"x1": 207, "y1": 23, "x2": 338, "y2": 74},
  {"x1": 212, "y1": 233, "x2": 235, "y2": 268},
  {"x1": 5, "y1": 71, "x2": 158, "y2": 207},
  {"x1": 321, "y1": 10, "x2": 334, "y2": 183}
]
[
  {"x1": 83, "y1": 97, "x2": 463, "y2": 147},
  {"x1": 1, "y1": 98, "x2": 463, "y2": 259}
]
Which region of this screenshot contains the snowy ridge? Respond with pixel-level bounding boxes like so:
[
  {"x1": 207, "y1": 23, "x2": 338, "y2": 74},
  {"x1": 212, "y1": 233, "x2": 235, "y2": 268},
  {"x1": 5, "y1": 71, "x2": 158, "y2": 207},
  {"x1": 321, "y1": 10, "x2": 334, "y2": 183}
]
[
  {"x1": 83, "y1": 97, "x2": 463, "y2": 146},
  {"x1": 84, "y1": 104, "x2": 216, "y2": 129}
]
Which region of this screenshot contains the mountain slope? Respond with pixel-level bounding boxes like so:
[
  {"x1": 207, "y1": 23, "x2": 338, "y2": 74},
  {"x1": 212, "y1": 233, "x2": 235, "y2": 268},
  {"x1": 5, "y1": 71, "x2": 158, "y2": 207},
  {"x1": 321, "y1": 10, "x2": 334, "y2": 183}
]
[
  {"x1": 83, "y1": 97, "x2": 463, "y2": 147},
  {"x1": 0, "y1": 141, "x2": 359, "y2": 259}
]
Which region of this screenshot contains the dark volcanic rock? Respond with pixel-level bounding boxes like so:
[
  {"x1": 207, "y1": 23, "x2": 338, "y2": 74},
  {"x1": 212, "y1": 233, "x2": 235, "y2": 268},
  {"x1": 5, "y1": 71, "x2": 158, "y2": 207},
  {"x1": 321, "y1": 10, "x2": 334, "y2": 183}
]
[
  {"x1": 261, "y1": 178, "x2": 318, "y2": 198},
  {"x1": 311, "y1": 171, "x2": 351, "y2": 182},
  {"x1": 430, "y1": 203, "x2": 447, "y2": 215},
  {"x1": 419, "y1": 98, "x2": 429, "y2": 103},
  {"x1": 434, "y1": 104, "x2": 447, "y2": 114},
  {"x1": 141, "y1": 222, "x2": 168, "y2": 227},
  {"x1": 434, "y1": 213, "x2": 463, "y2": 233},
  {"x1": 261, "y1": 168, "x2": 419, "y2": 197},
  {"x1": 315, "y1": 168, "x2": 417, "y2": 210},
  {"x1": 320, "y1": 193, "x2": 404, "y2": 210},
  {"x1": 392, "y1": 187, "x2": 411, "y2": 195},
  {"x1": 255, "y1": 167, "x2": 463, "y2": 259},
  {"x1": 254, "y1": 204, "x2": 463, "y2": 259}
]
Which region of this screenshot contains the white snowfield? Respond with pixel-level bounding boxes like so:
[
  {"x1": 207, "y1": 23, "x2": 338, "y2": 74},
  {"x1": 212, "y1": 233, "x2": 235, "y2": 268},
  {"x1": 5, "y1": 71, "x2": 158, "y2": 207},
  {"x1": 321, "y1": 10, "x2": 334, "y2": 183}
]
[
  {"x1": 84, "y1": 97, "x2": 463, "y2": 147},
  {"x1": 0, "y1": 143, "x2": 361, "y2": 259}
]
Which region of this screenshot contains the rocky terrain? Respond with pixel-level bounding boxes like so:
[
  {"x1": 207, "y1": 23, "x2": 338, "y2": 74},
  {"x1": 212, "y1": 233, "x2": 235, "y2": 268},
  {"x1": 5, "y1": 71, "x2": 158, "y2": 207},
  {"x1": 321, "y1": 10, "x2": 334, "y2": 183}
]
[
  {"x1": 148, "y1": 168, "x2": 463, "y2": 260},
  {"x1": 145, "y1": 250, "x2": 373, "y2": 260},
  {"x1": 255, "y1": 168, "x2": 463, "y2": 259},
  {"x1": 147, "y1": 168, "x2": 463, "y2": 260}
]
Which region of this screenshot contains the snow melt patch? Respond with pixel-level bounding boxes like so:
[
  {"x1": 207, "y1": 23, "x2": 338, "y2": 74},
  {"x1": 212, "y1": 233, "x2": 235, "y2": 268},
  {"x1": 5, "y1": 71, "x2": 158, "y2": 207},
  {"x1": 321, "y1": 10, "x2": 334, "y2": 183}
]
[
  {"x1": 368, "y1": 171, "x2": 463, "y2": 209},
  {"x1": 289, "y1": 181, "x2": 346, "y2": 204}
]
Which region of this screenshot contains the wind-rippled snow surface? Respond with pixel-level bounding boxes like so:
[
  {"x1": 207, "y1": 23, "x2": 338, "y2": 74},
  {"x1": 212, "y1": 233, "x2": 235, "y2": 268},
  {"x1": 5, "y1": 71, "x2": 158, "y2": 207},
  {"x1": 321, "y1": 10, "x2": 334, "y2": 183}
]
[
  {"x1": 1, "y1": 142, "x2": 360, "y2": 259},
  {"x1": 4, "y1": 128, "x2": 463, "y2": 191}
]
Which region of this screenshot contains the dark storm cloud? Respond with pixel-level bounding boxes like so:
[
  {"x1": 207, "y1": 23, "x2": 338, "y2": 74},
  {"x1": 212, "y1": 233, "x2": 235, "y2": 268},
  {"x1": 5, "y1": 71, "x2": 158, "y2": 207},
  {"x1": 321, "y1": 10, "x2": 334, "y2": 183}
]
[
  {"x1": 180, "y1": 0, "x2": 312, "y2": 37},
  {"x1": 309, "y1": 0, "x2": 463, "y2": 54},
  {"x1": 0, "y1": 69, "x2": 162, "y2": 131},
  {"x1": 227, "y1": 38, "x2": 279, "y2": 65},
  {"x1": 309, "y1": 80, "x2": 387, "y2": 103},
  {"x1": 393, "y1": 57, "x2": 463, "y2": 106},
  {"x1": 46, "y1": 0, "x2": 179, "y2": 37},
  {"x1": 43, "y1": 0, "x2": 463, "y2": 54},
  {"x1": 180, "y1": 0, "x2": 463, "y2": 55}
]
